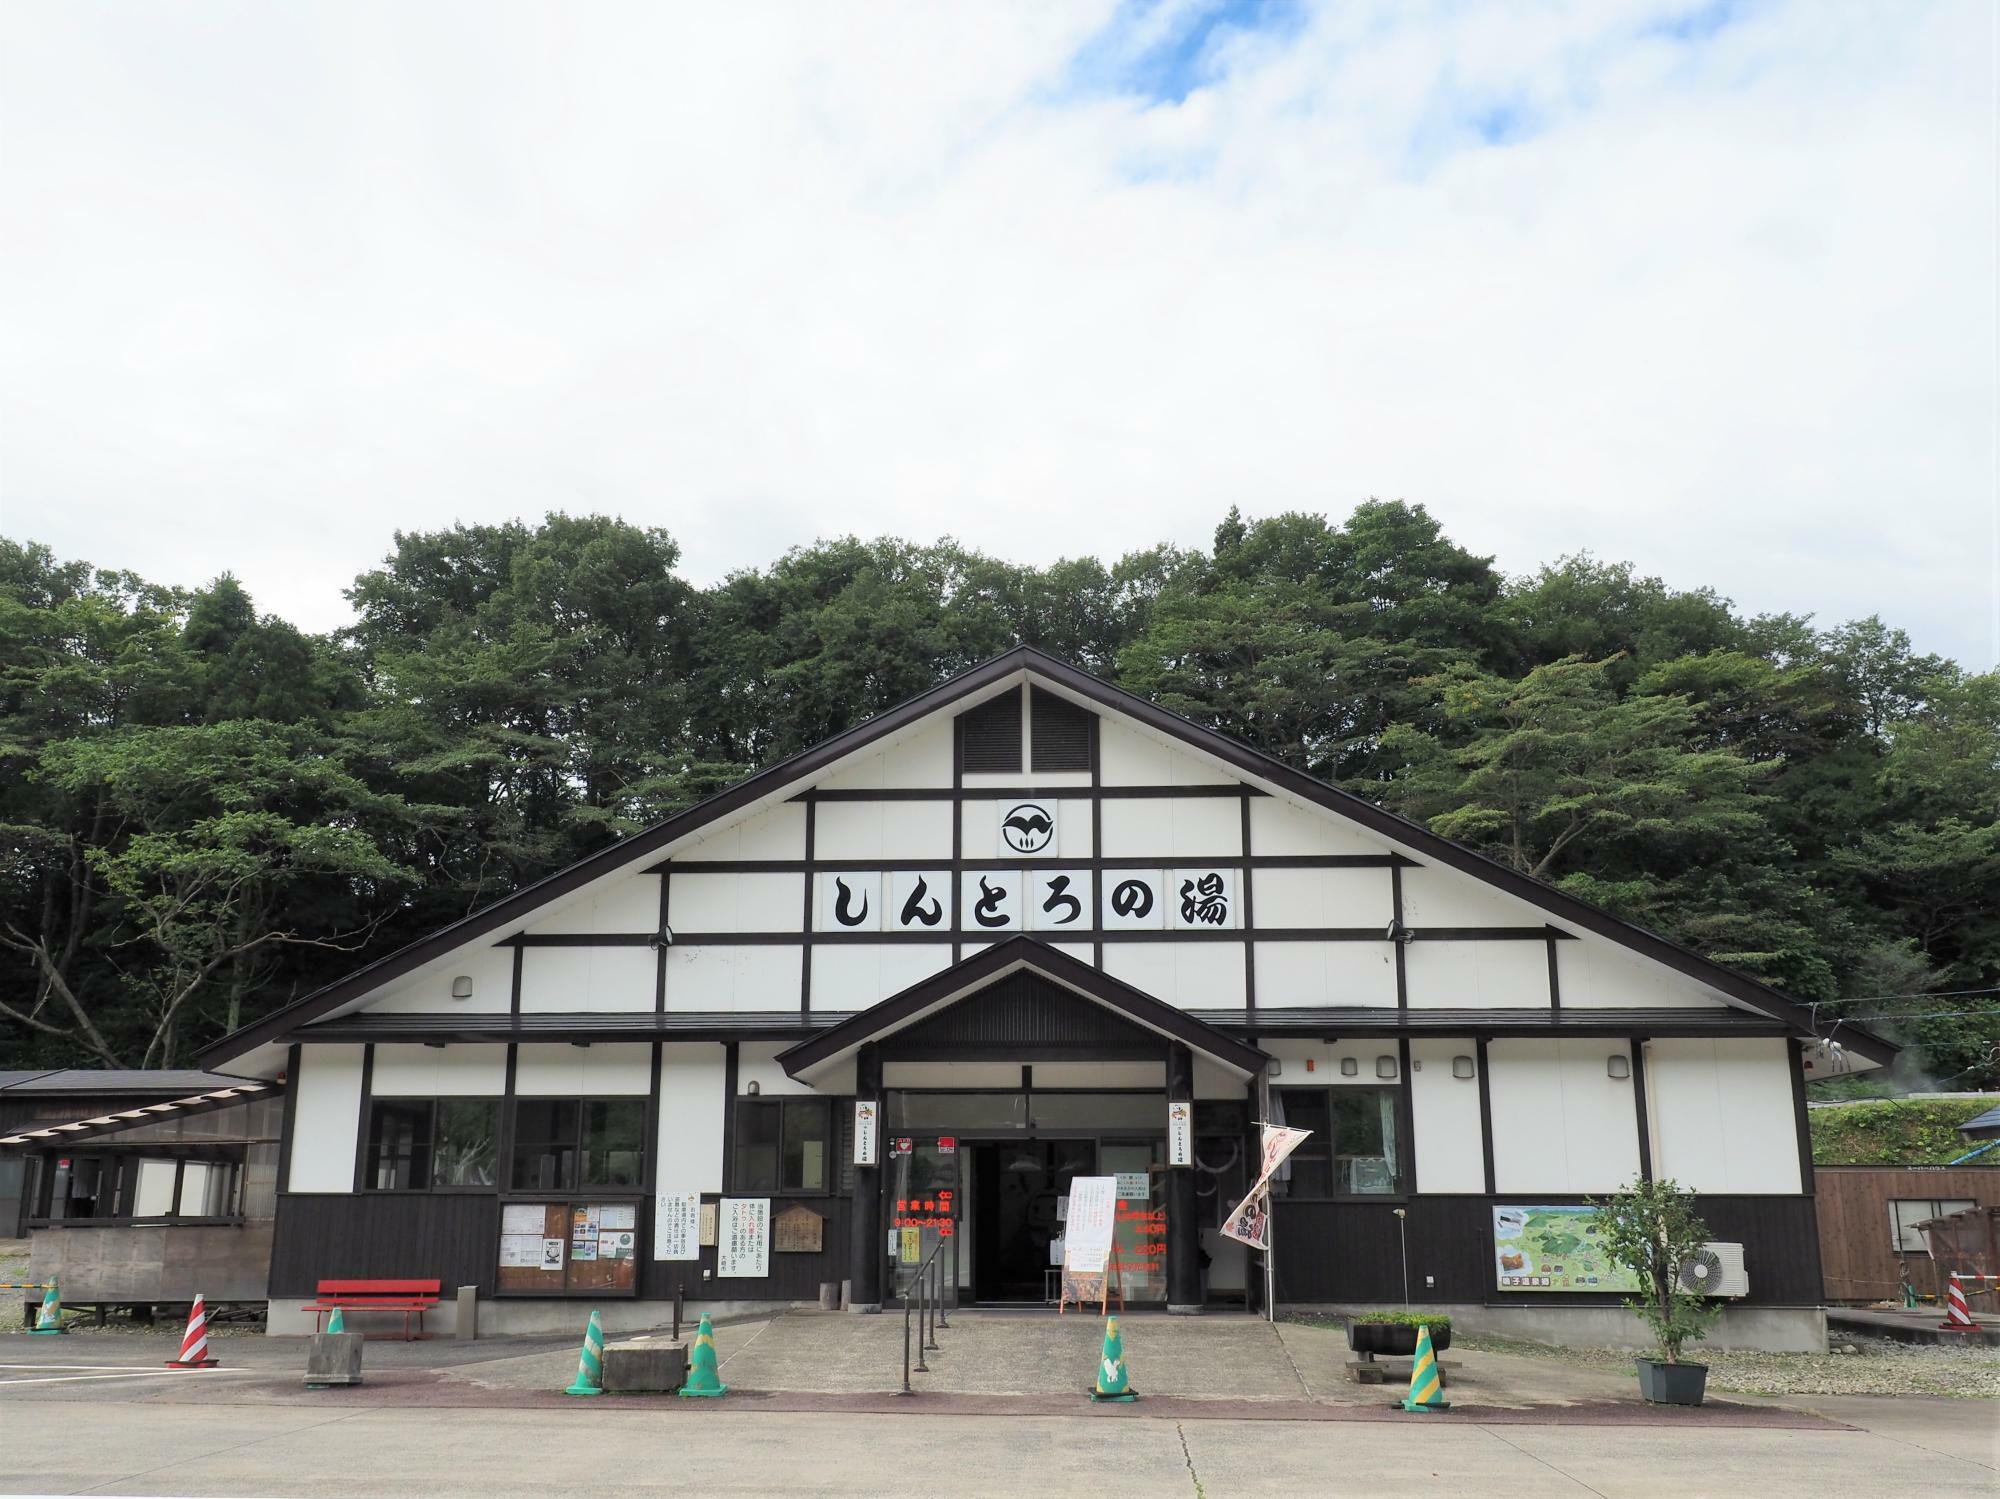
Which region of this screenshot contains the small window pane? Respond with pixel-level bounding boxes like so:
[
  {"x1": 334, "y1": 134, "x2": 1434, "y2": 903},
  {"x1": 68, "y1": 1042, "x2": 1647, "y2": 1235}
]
[
  {"x1": 736, "y1": 1100, "x2": 780, "y2": 1193},
  {"x1": 511, "y1": 1100, "x2": 581, "y2": 1191},
  {"x1": 1272, "y1": 1090, "x2": 1331, "y2": 1198},
  {"x1": 782, "y1": 1102, "x2": 828, "y2": 1192},
  {"x1": 1333, "y1": 1088, "x2": 1399, "y2": 1195},
  {"x1": 367, "y1": 1100, "x2": 433, "y2": 1190},
  {"x1": 435, "y1": 1100, "x2": 500, "y2": 1187},
  {"x1": 583, "y1": 1100, "x2": 645, "y2": 1187}
]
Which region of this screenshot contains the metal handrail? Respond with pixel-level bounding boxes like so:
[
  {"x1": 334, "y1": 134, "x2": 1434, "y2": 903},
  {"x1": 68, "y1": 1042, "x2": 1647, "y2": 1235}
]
[{"x1": 898, "y1": 1237, "x2": 951, "y2": 1395}]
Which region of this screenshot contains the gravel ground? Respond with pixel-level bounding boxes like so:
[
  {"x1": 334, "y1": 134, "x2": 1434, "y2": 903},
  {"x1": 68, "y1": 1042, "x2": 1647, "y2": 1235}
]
[{"x1": 1456, "y1": 1332, "x2": 2000, "y2": 1399}]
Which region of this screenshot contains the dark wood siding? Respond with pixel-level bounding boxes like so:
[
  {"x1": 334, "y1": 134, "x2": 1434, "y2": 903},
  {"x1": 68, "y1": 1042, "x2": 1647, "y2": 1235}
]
[
  {"x1": 1815, "y1": 1166, "x2": 2000, "y2": 1303},
  {"x1": 270, "y1": 1192, "x2": 500, "y2": 1297},
  {"x1": 1273, "y1": 1193, "x2": 1825, "y2": 1306},
  {"x1": 642, "y1": 1194, "x2": 851, "y2": 1302}
]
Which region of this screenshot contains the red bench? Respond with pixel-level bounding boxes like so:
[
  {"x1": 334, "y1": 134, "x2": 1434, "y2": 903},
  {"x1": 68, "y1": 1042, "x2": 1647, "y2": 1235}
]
[{"x1": 302, "y1": 1278, "x2": 442, "y2": 1341}]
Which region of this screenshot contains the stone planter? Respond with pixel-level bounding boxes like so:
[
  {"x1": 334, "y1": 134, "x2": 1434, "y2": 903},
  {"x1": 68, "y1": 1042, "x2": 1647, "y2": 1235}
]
[
  {"x1": 1635, "y1": 1357, "x2": 1708, "y2": 1405},
  {"x1": 1347, "y1": 1321, "x2": 1451, "y2": 1357}
]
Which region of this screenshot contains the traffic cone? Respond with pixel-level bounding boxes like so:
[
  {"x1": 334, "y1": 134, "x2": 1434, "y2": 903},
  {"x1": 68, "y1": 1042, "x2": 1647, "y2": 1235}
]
[
  {"x1": 28, "y1": 1279, "x2": 63, "y2": 1335},
  {"x1": 1090, "y1": 1315, "x2": 1137, "y2": 1402},
  {"x1": 325, "y1": 1306, "x2": 346, "y2": 1335},
  {"x1": 1398, "y1": 1323, "x2": 1450, "y2": 1412},
  {"x1": 1939, "y1": 1273, "x2": 1981, "y2": 1331},
  {"x1": 166, "y1": 1295, "x2": 219, "y2": 1369},
  {"x1": 677, "y1": 1313, "x2": 727, "y2": 1397},
  {"x1": 564, "y1": 1309, "x2": 605, "y2": 1396}
]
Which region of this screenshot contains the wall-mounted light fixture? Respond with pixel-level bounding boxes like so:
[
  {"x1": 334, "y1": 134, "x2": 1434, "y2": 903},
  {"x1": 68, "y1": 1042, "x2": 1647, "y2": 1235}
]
[
  {"x1": 1340, "y1": 1057, "x2": 1359, "y2": 1077},
  {"x1": 1384, "y1": 919, "x2": 1416, "y2": 945},
  {"x1": 746, "y1": 1079, "x2": 761, "y2": 1096},
  {"x1": 1376, "y1": 1055, "x2": 1398, "y2": 1080},
  {"x1": 650, "y1": 925, "x2": 676, "y2": 950},
  {"x1": 449, "y1": 975, "x2": 474, "y2": 1000},
  {"x1": 1607, "y1": 1054, "x2": 1632, "y2": 1080},
  {"x1": 1451, "y1": 1055, "x2": 1475, "y2": 1080},
  {"x1": 1266, "y1": 1058, "x2": 1283, "y2": 1077}
]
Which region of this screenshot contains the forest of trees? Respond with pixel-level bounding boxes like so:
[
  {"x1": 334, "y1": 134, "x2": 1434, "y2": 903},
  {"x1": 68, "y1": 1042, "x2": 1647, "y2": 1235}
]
[{"x1": 3, "y1": 503, "x2": 1994, "y2": 1094}]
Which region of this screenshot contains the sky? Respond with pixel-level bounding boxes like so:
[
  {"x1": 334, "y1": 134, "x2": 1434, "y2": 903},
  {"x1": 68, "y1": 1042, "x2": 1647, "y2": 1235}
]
[{"x1": 2, "y1": 1, "x2": 1995, "y2": 668}]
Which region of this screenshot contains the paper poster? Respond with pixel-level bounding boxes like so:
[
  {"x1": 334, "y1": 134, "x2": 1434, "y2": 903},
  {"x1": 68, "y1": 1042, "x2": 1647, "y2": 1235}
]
[
  {"x1": 571, "y1": 1236, "x2": 598, "y2": 1262},
  {"x1": 502, "y1": 1204, "x2": 545, "y2": 1235},
  {"x1": 717, "y1": 1197, "x2": 771, "y2": 1278},
  {"x1": 1114, "y1": 1172, "x2": 1149, "y2": 1201},
  {"x1": 1055, "y1": 1195, "x2": 1068, "y2": 1222},
  {"x1": 540, "y1": 1238, "x2": 565, "y2": 1271},
  {"x1": 900, "y1": 1226, "x2": 921, "y2": 1265},
  {"x1": 654, "y1": 1191, "x2": 701, "y2": 1262},
  {"x1": 600, "y1": 1204, "x2": 636, "y2": 1231},
  {"x1": 1492, "y1": 1206, "x2": 1644, "y2": 1293},
  {"x1": 572, "y1": 1206, "x2": 599, "y2": 1238},
  {"x1": 1063, "y1": 1176, "x2": 1117, "y2": 1274},
  {"x1": 599, "y1": 1231, "x2": 635, "y2": 1261},
  {"x1": 1167, "y1": 1101, "x2": 1194, "y2": 1167},
  {"x1": 499, "y1": 1234, "x2": 543, "y2": 1268}
]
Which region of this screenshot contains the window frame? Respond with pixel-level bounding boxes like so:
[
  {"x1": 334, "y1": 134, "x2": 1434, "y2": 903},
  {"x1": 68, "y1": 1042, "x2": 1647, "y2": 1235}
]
[
  {"x1": 24, "y1": 1147, "x2": 248, "y2": 1227},
  {"x1": 1889, "y1": 1197, "x2": 1976, "y2": 1253},
  {"x1": 361, "y1": 1096, "x2": 504, "y2": 1194},
  {"x1": 733, "y1": 1097, "x2": 835, "y2": 1196},
  {"x1": 507, "y1": 1096, "x2": 647, "y2": 1194},
  {"x1": 1268, "y1": 1084, "x2": 1408, "y2": 1202}
]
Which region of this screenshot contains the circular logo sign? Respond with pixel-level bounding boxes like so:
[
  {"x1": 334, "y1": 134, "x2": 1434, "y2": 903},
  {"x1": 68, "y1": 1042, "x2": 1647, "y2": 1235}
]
[{"x1": 1000, "y1": 802, "x2": 1055, "y2": 854}]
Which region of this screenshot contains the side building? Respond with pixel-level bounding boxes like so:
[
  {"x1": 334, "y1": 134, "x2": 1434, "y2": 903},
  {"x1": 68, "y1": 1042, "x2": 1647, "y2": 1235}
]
[{"x1": 196, "y1": 648, "x2": 1894, "y2": 1348}]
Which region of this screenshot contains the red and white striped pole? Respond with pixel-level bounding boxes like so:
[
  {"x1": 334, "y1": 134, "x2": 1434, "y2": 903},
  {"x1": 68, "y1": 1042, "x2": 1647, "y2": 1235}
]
[
  {"x1": 1938, "y1": 1273, "x2": 1981, "y2": 1332},
  {"x1": 165, "y1": 1294, "x2": 219, "y2": 1368}
]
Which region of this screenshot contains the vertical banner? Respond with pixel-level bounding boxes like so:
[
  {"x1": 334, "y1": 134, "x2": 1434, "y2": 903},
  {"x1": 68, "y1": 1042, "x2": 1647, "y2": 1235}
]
[
  {"x1": 853, "y1": 1100, "x2": 879, "y2": 1167},
  {"x1": 717, "y1": 1197, "x2": 771, "y2": 1278},
  {"x1": 1219, "y1": 1124, "x2": 1311, "y2": 1251},
  {"x1": 1167, "y1": 1100, "x2": 1194, "y2": 1167},
  {"x1": 654, "y1": 1190, "x2": 701, "y2": 1261}
]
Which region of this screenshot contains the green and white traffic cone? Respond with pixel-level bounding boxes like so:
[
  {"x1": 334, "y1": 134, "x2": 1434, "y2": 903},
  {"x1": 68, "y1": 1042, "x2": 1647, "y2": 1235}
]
[
  {"x1": 1090, "y1": 1315, "x2": 1137, "y2": 1402},
  {"x1": 325, "y1": 1306, "x2": 347, "y2": 1335},
  {"x1": 563, "y1": 1309, "x2": 605, "y2": 1397},
  {"x1": 1399, "y1": 1323, "x2": 1450, "y2": 1412},
  {"x1": 677, "y1": 1313, "x2": 727, "y2": 1397},
  {"x1": 29, "y1": 1279, "x2": 64, "y2": 1335}
]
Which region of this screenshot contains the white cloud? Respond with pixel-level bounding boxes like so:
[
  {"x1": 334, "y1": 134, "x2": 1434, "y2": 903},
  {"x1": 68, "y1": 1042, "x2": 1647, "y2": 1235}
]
[{"x1": 1, "y1": 1, "x2": 1992, "y2": 666}]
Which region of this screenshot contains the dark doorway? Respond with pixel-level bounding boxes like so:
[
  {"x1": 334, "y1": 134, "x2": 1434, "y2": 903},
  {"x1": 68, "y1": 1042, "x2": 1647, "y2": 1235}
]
[{"x1": 971, "y1": 1139, "x2": 1093, "y2": 1302}]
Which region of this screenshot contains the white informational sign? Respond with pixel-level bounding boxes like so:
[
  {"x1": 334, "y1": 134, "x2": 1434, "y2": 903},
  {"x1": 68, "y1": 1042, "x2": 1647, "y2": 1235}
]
[
  {"x1": 1114, "y1": 1172, "x2": 1149, "y2": 1201},
  {"x1": 1063, "y1": 1175, "x2": 1117, "y2": 1275},
  {"x1": 853, "y1": 1100, "x2": 879, "y2": 1167},
  {"x1": 599, "y1": 1204, "x2": 636, "y2": 1231},
  {"x1": 717, "y1": 1196, "x2": 772, "y2": 1279},
  {"x1": 654, "y1": 1191, "x2": 701, "y2": 1262},
  {"x1": 1167, "y1": 1100, "x2": 1194, "y2": 1167},
  {"x1": 501, "y1": 1203, "x2": 545, "y2": 1235},
  {"x1": 499, "y1": 1234, "x2": 542, "y2": 1267}
]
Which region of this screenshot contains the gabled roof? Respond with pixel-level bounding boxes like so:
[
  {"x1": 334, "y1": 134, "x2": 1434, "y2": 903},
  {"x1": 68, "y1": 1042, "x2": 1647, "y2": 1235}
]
[
  {"x1": 776, "y1": 937, "x2": 1269, "y2": 1080},
  {"x1": 198, "y1": 645, "x2": 1897, "y2": 1068}
]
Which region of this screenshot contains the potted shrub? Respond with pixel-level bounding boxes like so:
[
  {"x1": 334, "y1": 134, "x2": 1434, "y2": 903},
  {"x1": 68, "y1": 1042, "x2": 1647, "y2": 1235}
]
[
  {"x1": 1589, "y1": 1176, "x2": 1722, "y2": 1406},
  {"x1": 1346, "y1": 1309, "x2": 1452, "y2": 1357}
]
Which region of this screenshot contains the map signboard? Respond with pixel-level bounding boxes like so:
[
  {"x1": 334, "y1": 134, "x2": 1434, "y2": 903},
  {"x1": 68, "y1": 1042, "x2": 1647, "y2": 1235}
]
[{"x1": 1492, "y1": 1205, "x2": 1644, "y2": 1293}]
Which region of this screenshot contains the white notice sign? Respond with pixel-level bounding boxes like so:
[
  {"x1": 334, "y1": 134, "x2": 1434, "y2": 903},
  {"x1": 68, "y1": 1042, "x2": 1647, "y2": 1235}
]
[
  {"x1": 853, "y1": 1100, "x2": 879, "y2": 1167},
  {"x1": 717, "y1": 1197, "x2": 771, "y2": 1278},
  {"x1": 654, "y1": 1190, "x2": 701, "y2": 1262},
  {"x1": 1063, "y1": 1176, "x2": 1117, "y2": 1274},
  {"x1": 1167, "y1": 1100, "x2": 1194, "y2": 1167}
]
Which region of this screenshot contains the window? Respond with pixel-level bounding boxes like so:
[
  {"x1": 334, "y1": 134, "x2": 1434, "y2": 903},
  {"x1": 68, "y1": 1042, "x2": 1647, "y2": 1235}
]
[
  {"x1": 1890, "y1": 1198, "x2": 1975, "y2": 1253},
  {"x1": 735, "y1": 1098, "x2": 831, "y2": 1193},
  {"x1": 365, "y1": 1099, "x2": 500, "y2": 1190},
  {"x1": 28, "y1": 1151, "x2": 244, "y2": 1223},
  {"x1": 1269, "y1": 1087, "x2": 1402, "y2": 1197},
  {"x1": 509, "y1": 1099, "x2": 644, "y2": 1192}
]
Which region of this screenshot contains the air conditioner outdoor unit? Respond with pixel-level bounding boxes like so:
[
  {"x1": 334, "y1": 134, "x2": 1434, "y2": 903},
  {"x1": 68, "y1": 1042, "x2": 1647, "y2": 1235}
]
[{"x1": 1678, "y1": 1241, "x2": 1750, "y2": 1298}]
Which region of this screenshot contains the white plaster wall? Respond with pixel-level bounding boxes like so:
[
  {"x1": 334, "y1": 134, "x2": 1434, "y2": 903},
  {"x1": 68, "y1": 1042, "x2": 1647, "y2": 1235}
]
[
  {"x1": 1252, "y1": 943, "x2": 1399, "y2": 1008},
  {"x1": 523, "y1": 877, "x2": 661, "y2": 936},
  {"x1": 514, "y1": 1042, "x2": 652, "y2": 1096},
  {"x1": 1097, "y1": 718, "x2": 1235, "y2": 786},
  {"x1": 671, "y1": 803, "x2": 807, "y2": 862},
  {"x1": 1399, "y1": 866, "x2": 1544, "y2": 929},
  {"x1": 1647, "y1": 1038, "x2": 1802, "y2": 1193},
  {"x1": 1251, "y1": 867, "x2": 1394, "y2": 929},
  {"x1": 1032, "y1": 1061, "x2": 1165, "y2": 1089},
  {"x1": 669, "y1": 872, "x2": 805, "y2": 934},
  {"x1": 1265, "y1": 1038, "x2": 1405, "y2": 1084},
  {"x1": 1101, "y1": 941, "x2": 1246, "y2": 1008},
  {"x1": 960, "y1": 799, "x2": 1092, "y2": 859},
  {"x1": 1556, "y1": 942, "x2": 1733, "y2": 1010},
  {"x1": 1193, "y1": 1057, "x2": 1244, "y2": 1100},
  {"x1": 810, "y1": 944, "x2": 953, "y2": 1013},
  {"x1": 736, "y1": 1041, "x2": 833, "y2": 1097},
  {"x1": 812, "y1": 718, "x2": 954, "y2": 791},
  {"x1": 884, "y1": 1061, "x2": 1023, "y2": 1089},
  {"x1": 519, "y1": 945, "x2": 657, "y2": 1012},
  {"x1": 1246, "y1": 797, "x2": 1384, "y2": 857},
  {"x1": 657, "y1": 1043, "x2": 727, "y2": 1195},
  {"x1": 813, "y1": 800, "x2": 954, "y2": 861},
  {"x1": 369, "y1": 1044, "x2": 507, "y2": 1097},
  {"x1": 1404, "y1": 941, "x2": 1552, "y2": 1009},
  {"x1": 287, "y1": 1044, "x2": 364, "y2": 1192},
  {"x1": 366, "y1": 944, "x2": 515, "y2": 1015},
  {"x1": 1099, "y1": 797, "x2": 1242, "y2": 859},
  {"x1": 664, "y1": 945, "x2": 803, "y2": 1012},
  {"x1": 1409, "y1": 1038, "x2": 1486, "y2": 1193},
  {"x1": 1489, "y1": 1039, "x2": 1641, "y2": 1193}
]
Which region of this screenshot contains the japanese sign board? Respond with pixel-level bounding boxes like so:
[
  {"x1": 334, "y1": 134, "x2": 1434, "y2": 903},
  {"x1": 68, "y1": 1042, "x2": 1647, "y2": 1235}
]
[
  {"x1": 1063, "y1": 1176, "x2": 1118, "y2": 1274},
  {"x1": 853, "y1": 1101, "x2": 879, "y2": 1167},
  {"x1": 698, "y1": 1201, "x2": 719, "y2": 1247},
  {"x1": 1492, "y1": 1206, "x2": 1644, "y2": 1292},
  {"x1": 1114, "y1": 1172, "x2": 1150, "y2": 1201},
  {"x1": 1167, "y1": 1100, "x2": 1193, "y2": 1167},
  {"x1": 654, "y1": 1191, "x2": 701, "y2": 1261},
  {"x1": 717, "y1": 1197, "x2": 771, "y2": 1279},
  {"x1": 773, "y1": 1203, "x2": 825, "y2": 1254}
]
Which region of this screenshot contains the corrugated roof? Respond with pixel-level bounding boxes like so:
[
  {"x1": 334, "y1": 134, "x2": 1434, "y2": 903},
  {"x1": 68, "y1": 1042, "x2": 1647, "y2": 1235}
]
[
  {"x1": 0, "y1": 1068, "x2": 255, "y2": 1095},
  {"x1": 1959, "y1": 1104, "x2": 2000, "y2": 1135}
]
